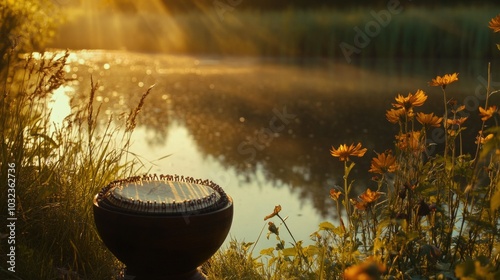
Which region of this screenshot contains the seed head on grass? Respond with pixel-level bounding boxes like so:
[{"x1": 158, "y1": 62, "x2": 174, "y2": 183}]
[
  {"x1": 87, "y1": 77, "x2": 97, "y2": 131},
  {"x1": 126, "y1": 84, "x2": 155, "y2": 132}
]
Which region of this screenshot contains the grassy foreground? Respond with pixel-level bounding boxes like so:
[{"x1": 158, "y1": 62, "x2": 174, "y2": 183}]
[
  {"x1": 1, "y1": 3, "x2": 152, "y2": 277},
  {"x1": 0, "y1": 50, "x2": 156, "y2": 278}
]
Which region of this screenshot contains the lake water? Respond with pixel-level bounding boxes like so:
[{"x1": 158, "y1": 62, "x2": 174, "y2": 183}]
[{"x1": 50, "y1": 49, "x2": 497, "y2": 253}]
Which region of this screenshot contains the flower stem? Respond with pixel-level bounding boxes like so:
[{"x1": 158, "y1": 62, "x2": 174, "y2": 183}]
[
  {"x1": 344, "y1": 160, "x2": 351, "y2": 226},
  {"x1": 442, "y1": 87, "x2": 448, "y2": 161},
  {"x1": 277, "y1": 214, "x2": 298, "y2": 246}
]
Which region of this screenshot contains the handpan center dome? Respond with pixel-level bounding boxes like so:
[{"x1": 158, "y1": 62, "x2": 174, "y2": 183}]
[{"x1": 95, "y1": 174, "x2": 229, "y2": 215}]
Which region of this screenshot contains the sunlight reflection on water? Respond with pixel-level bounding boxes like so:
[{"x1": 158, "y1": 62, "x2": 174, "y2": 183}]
[
  {"x1": 46, "y1": 50, "x2": 329, "y2": 253},
  {"x1": 130, "y1": 124, "x2": 324, "y2": 251},
  {"x1": 46, "y1": 49, "x2": 492, "y2": 255},
  {"x1": 48, "y1": 85, "x2": 72, "y2": 130}
]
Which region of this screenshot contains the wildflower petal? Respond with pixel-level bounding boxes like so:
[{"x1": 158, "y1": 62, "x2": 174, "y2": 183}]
[
  {"x1": 392, "y1": 89, "x2": 427, "y2": 110},
  {"x1": 369, "y1": 151, "x2": 397, "y2": 174},
  {"x1": 489, "y1": 14, "x2": 500, "y2": 32},
  {"x1": 479, "y1": 105, "x2": 497, "y2": 121},
  {"x1": 417, "y1": 112, "x2": 443, "y2": 128},
  {"x1": 429, "y1": 73, "x2": 459, "y2": 88},
  {"x1": 330, "y1": 143, "x2": 367, "y2": 162},
  {"x1": 359, "y1": 188, "x2": 383, "y2": 203},
  {"x1": 350, "y1": 198, "x2": 368, "y2": 210},
  {"x1": 386, "y1": 108, "x2": 406, "y2": 124},
  {"x1": 264, "y1": 205, "x2": 282, "y2": 220},
  {"x1": 329, "y1": 189, "x2": 342, "y2": 200}
]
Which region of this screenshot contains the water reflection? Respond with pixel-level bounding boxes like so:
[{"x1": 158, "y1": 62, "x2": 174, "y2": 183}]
[
  {"x1": 58, "y1": 50, "x2": 495, "y2": 248},
  {"x1": 48, "y1": 85, "x2": 72, "y2": 131}
]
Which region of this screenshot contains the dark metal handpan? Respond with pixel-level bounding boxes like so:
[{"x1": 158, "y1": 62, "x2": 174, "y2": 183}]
[{"x1": 93, "y1": 174, "x2": 233, "y2": 280}]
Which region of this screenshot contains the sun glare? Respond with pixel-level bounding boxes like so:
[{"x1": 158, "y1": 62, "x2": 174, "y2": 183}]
[
  {"x1": 64, "y1": 0, "x2": 186, "y2": 52},
  {"x1": 48, "y1": 85, "x2": 72, "y2": 130}
]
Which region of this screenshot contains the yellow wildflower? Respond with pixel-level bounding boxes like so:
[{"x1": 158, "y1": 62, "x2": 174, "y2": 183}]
[
  {"x1": 350, "y1": 198, "x2": 369, "y2": 211},
  {"x1": 489, "y1": 14, "x2": 500, "y2": 32},
  {"x1": 330, "y1": 189, "x2": 342, "y2": 201},
  {"x1": 475, "y1": 133, "x2": 494, "y2": 145},
  {"x1": 393, "y1": 89, "x2": 427, "y2": 110},
  {"x1": 330, "y1": 143, "x2": 367, "y2": 162},
  {"x1": 359, "y1": 188, "x2": 383, "y2": 204},
  {"x1": 479, "y1": 105, "x2": 497, "y2": 121},
  {"x1": 369, "y1": 151, "x2": 397, "y2": 174},
  {"x1": 417, "y1": 112, "x2": 443, "y2": 128},
  {"x1": 344, "y1": 257, "x2": 386, "y2": 280},
  {"x1": 351, "y1": 188, "x2": 384, "y2": 211},
  {"x1": 451, "y1": 105, "x2": 466, "y2": 114},
  {"x1": 446, "y1": 117, "x2": 468, "y2": 127},
  {"x1": 429, "y1": 73, "x2": 459, "y2": 89},
  {"x1": 386, "y1": 108, "x2": 406, "y2": 124},
  {"x1": 264, "y1": 205, "x2": 282, "y2": 221},
  {"x1": 396, "y1": 131, "x2": 423, "y2": 152}
]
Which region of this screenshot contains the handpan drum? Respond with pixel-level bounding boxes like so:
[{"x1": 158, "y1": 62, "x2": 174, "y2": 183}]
[{"x1": 93, "y1": 174, "x2": 234, "y2": 280}]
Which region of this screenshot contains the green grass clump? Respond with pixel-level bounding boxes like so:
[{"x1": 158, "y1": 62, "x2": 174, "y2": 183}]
[{"x1": 0, "y1": 41, "x2": 152, "y2": 280}]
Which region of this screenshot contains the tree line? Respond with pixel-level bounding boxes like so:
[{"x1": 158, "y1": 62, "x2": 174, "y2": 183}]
[{"x1": 156, "y1": 0, "x2": 499, "y2": 12}]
